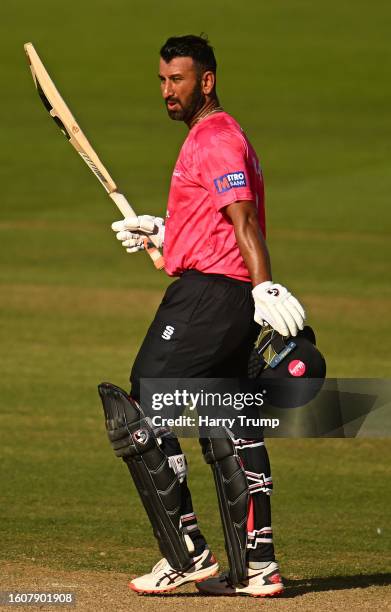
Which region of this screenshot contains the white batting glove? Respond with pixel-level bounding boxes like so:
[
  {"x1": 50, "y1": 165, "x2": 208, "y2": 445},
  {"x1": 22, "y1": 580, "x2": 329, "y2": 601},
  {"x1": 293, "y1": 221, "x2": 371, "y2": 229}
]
[
  {"x1": 252, "y1": 281, "x2": 305, "y2": 337},
  {"x1": 111, "y1": 215, "x2": 165, "y2": 253}
]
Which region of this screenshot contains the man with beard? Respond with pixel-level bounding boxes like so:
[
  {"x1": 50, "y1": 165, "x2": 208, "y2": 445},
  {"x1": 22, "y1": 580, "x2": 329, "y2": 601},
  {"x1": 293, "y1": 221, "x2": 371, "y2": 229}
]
[{"x1": 109, "y1": 35, "x2": 305, "y2": 596}]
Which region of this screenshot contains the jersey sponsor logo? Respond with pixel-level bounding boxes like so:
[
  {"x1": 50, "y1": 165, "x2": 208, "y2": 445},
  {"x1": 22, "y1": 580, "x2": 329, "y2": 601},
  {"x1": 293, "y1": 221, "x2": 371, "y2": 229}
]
[
  {"x1": 288, "y1": 359, "x2": 306, "y2": 377},
  {"x1": 162, "y1": 325, "x2": 175, "y2": 340},
  {"x1": 214, "y1": 170, "x2": 247, "y2": 193}
]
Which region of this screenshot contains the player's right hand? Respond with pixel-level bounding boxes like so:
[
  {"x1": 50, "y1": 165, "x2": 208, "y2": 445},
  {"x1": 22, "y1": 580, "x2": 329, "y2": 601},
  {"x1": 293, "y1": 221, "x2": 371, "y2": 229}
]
[
  {"x1": 111, "y1": 215, "x2": 165, "y2": 253},
  {"x1": 252, "y1": 281, "x2": 306, "y2": 337}
]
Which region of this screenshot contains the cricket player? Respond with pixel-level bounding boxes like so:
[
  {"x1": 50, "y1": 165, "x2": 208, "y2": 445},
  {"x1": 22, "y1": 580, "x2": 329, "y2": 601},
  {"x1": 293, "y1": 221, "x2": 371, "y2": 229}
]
[{"x1": 104, "y1": 34, "x2": 305, "y2": 597}]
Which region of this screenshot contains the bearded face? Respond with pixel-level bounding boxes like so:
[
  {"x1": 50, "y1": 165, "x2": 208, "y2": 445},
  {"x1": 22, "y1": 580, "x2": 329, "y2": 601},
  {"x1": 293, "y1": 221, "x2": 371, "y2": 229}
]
[{"x1": 159, "y1": 57, "x2": 209, "y2": 124}]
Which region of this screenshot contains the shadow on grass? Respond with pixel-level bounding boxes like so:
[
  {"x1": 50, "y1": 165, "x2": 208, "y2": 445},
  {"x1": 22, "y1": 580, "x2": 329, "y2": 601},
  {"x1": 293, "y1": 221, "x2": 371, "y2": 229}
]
[
  {"x1": 135, "y1": 572, "x2": 391, "y2": 598},
  {"x1": 282, "y1": 572, "x2": 391, "y2": 598}
]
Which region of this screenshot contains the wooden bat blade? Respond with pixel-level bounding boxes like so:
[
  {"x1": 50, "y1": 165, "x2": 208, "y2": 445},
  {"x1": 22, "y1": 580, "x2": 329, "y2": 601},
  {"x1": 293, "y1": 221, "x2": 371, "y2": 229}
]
[
  {"x1": 24, "y1": 42, "x2": 165, "y2": 270},
  {"x1": 24, "y1": 42, "x2": 117, "y2": 194}
]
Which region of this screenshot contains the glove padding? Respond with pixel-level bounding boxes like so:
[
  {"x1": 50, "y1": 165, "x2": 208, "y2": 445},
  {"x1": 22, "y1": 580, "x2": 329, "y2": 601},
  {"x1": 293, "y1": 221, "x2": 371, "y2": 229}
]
[
  {"x1": 252, "y1": 281, "x2": 305, "y2": 337},
  {"x1": 111, "y1": 215, "x2": 165, "y2": 253}
]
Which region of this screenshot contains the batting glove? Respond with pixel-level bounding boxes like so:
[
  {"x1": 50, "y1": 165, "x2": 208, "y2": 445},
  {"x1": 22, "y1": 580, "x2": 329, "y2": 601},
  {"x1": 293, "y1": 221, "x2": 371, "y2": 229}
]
[
  {"x1": 111, "y1": 215, "x2": 165, "y2": 253},
  {"x1": 252, "y1": 281, "x2": 305, "y2": 337}
]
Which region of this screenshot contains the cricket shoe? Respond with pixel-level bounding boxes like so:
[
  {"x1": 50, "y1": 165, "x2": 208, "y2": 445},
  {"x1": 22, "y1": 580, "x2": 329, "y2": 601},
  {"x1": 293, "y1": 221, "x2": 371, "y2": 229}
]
[
  {"x1": 196, "y1": 561, "x2": 284, "y2": 597},
  {"x1": 129, "y1": 548, "x2": 219, "y2": 594}
]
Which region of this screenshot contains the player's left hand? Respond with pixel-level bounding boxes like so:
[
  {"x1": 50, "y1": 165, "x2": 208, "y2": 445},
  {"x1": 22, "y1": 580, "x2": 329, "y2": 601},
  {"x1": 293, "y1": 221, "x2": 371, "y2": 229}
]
[
  {"x1": 252, "y1": 281, "x2": 306, "y2": 337},
  {"x1": 111, "y1": 215, "x2": 165, "y2": 253}
]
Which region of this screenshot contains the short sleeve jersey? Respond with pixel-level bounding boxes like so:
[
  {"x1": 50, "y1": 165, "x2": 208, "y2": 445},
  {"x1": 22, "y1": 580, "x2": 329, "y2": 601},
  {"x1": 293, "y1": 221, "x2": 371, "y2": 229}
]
[{"x1": 163, "y1": 111, "x2": 266, "y2": 282}]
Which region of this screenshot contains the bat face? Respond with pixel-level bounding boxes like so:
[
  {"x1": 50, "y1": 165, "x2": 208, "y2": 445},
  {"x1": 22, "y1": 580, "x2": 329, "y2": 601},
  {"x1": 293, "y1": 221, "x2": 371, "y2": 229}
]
[
  {"x1": 34, "y1": 67, "x2": 110, "y2": 185},
  {"x1": 24, "y1": 42, "x2": 117, "y2": 193},
  {"x1": 26, "y1": 47, "x2": 71, "y2": 140},
  {"x1": 35, "y1": 78, "x2": 72, "y2": 141},
  {"x1": 23, "y1": 42, "x2": 165, "y2": 270}
]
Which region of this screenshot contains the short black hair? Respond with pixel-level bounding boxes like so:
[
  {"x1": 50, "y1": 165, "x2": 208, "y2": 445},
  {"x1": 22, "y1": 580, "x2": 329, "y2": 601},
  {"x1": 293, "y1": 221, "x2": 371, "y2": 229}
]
[{"x1": 160, "y1": 34, "x2": 217, "y2": 74}]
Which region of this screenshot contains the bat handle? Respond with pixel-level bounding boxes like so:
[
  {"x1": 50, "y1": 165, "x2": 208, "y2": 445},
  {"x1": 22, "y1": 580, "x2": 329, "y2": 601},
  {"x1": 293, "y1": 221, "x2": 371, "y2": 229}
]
[{"x1": 109, "y1": 191, "x2": 165, "y2": 270}]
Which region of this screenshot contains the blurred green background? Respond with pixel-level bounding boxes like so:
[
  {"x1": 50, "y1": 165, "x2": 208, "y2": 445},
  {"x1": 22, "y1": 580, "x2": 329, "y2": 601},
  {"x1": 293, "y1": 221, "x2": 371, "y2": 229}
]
[{"x1": 1, "y1": 0, "x2": 390, "y2": 582}]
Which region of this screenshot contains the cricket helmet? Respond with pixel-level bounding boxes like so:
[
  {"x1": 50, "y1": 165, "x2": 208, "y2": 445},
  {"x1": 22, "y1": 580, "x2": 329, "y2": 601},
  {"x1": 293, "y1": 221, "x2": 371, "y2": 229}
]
[{"x1": 248, "y1": 324, "x2": 326, "y2": 408}]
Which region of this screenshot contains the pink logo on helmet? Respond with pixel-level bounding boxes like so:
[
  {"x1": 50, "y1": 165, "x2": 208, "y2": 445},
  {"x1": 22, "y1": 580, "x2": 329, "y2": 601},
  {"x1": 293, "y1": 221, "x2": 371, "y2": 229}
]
[{"x1": 288, "y1": 359, "x2": 306, "y2": 377}]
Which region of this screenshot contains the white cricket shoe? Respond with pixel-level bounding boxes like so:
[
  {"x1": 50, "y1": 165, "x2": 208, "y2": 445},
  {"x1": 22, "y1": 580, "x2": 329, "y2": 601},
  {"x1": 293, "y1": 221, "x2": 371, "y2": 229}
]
[
  {"x1": 129, "y1": 548, "x2": 219, "y2": 594},
  {"x1": 196, "y1": 561, "x2": 284, "y2": 597}
]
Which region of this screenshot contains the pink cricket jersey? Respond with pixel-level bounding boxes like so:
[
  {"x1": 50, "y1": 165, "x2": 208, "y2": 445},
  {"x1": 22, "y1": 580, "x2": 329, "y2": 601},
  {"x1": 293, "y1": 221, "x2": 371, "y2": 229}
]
[{"x1": 164, "y1": 111, "x2": 266, "y2": 282}]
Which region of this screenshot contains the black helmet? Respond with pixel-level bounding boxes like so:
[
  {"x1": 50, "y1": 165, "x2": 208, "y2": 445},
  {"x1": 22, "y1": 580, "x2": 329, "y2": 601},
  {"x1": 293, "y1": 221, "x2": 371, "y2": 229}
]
[{"x1": 248, "y1": 324, "x2": 326, "y2": 408}]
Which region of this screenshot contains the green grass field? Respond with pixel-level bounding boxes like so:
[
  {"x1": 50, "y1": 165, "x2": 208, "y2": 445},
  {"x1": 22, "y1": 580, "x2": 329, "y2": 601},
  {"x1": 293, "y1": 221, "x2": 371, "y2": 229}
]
[{"x1": 1, "y1": 0, "x2": 390, "y2": 605}]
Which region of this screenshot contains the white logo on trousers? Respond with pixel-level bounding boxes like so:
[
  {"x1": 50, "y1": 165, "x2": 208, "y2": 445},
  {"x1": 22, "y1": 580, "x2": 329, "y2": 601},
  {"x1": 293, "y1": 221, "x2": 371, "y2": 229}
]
[{"x1": 162, "y1": 325, "x2": 175, "y2": 340}]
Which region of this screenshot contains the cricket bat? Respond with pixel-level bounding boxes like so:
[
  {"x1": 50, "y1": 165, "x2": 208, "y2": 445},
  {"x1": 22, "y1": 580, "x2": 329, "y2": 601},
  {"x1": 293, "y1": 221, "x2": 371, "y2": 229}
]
[{"x1": 23, "y1": 42, "x2": 164, "y2": 270}]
